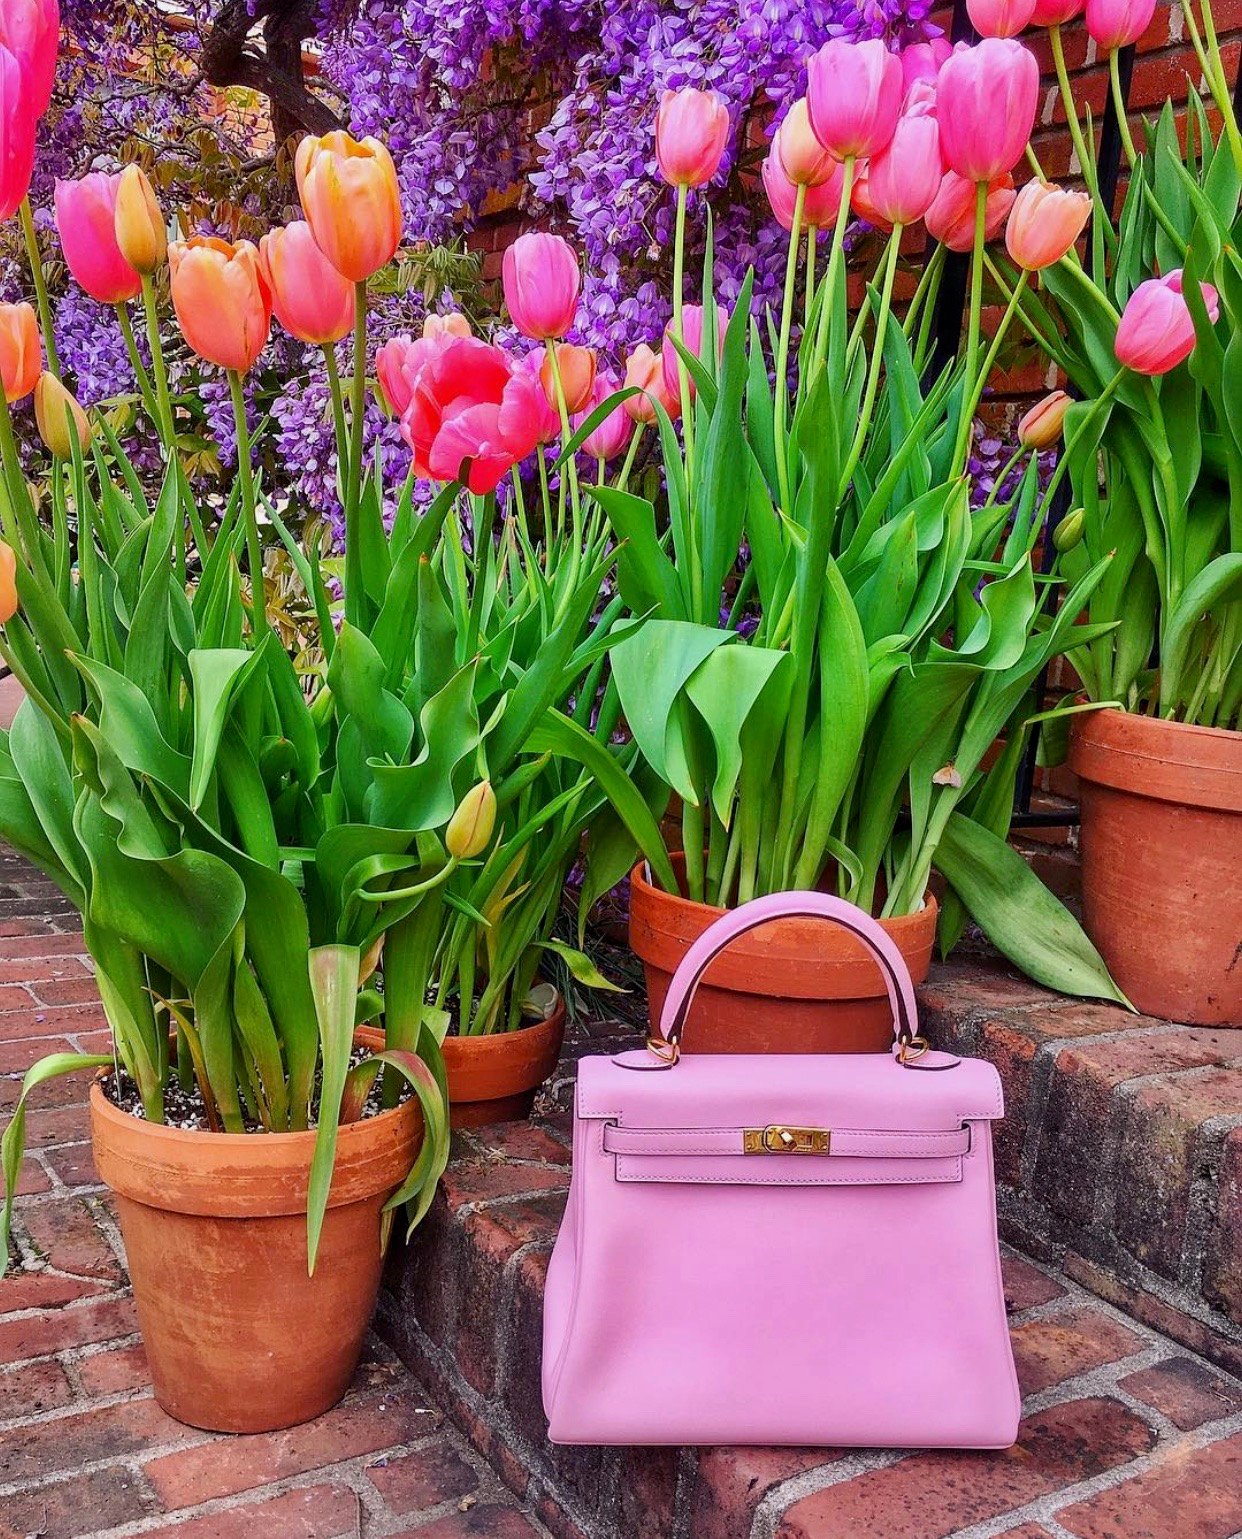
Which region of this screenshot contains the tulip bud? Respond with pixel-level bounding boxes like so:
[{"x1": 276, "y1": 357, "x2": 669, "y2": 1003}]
[
  {"x1": 541, "y1": 342, "x2": 596, "y2": 414},
  {"x1": 1005, "y1": 180, "x2": 1091, "y2": 271},
  {"x1": 0, "y1": 537, "x2": 17, "y2": 624},
  {"x1": 34, "y1": 372, "x2": 91, "y2": 459},
  {"x1": 774, "y1": 98, "x2": 837, "y2": 188},
  {"x1": 113, "y1": 165, "x2": 166, "y2": 276},
  {"x1": 1053, "y1": 508, "x2": 1085, "y2": 552},
  {"x1": 446, "y1": 780, "x2": 497, "y2": 859},
  {"x1": 1019, "y1": 390, "x2": 1071, "y2": 449},
  {"x1": 0, "y1": 301, "x2": 40, "y2": 401}
]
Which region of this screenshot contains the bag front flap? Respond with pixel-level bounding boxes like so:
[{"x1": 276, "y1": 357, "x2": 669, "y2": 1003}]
[{"x1": 576, "y1": 1050, "x2": 1003, "y2": 1132}]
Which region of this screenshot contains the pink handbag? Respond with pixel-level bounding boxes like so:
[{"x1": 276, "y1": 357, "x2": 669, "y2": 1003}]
[{"x1": 542, "y1": 890, "x2": 1021, "y2": 1449}]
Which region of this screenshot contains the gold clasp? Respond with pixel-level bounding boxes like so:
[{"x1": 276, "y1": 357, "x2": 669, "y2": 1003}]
[
  {"x1": 743, "y1": 1124, "x2": 831, "y2": 1155},
  {"x1": 897, "y1": 1035, "x2": 930, "y2": 1065}
]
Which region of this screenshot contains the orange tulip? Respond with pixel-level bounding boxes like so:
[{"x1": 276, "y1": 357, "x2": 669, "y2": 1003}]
[
  {"x1": 295, "y1": 131, "x2": 402, "y2": 283},
  {"x1": 34, "y1": 372, "x2": 91, "y2": 458},
  {"x1": 1019, "y1": 389, "x2": 1072, "y2": 449},
  {"x1": 623, "y1": 342, "x2": 679, "y2": 424},
  {"x1": 169, "y1": 237, "x2": 272, "y2": 374},
  {"x1": 423, "y1": 312, "x2": 471, "y2": 341},
  {"x1": 113, "y1": 165, "x2": 166, "y2": 276},
  {"x1": 0, "y1": 538, "x2": 16, "y2": 623},
  {"x1": 0, "y1": 301, "x2": 40, "y2": 401},
  {"x1": 1005, "y1": 179, "x2": 1091, "y2": 271},
  {"x1": 259, "y1": 221, "x2": 355, "y2": 345},
  {"x1": 541, "y1": 343, "x2": 596, "y2": 413}
]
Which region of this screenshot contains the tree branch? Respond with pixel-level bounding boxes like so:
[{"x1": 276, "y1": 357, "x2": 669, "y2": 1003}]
[{"x1": 201, "y1": 0, "x2": 342, "y2": 140}]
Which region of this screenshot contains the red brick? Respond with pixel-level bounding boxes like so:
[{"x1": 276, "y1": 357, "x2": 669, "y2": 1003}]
[
  {"x1": 366, "y1": 1443, "x2": 479, "y2": 1513},
  {"x1": 76, "y1": 1341, "x2": 151, "y2": 1396},
  {"x1": 0, "y1": 931, "x2": 86, "y2": 959},
  {"x1": 440, "y1": 1158, "x2": 569, "y2": 1211},
  {"x1": 0, "y1": 1003, "x2": 107, "y2": 1043},
  {"x1": 0, "y1": 1268, "x2": 107, "y2": 1312},
  {"x1": 1058, "y1": 1430, "x2": 1242, "y2": 1539},
  {"x1": 0, "y1": 957, "x2": 89, "y2": 986},
  {"x1": 0, "y1": 1356, "x2": 73, "y2": 1417},
  {"x1": 776, "y1": 1399, "x2": 1155, "y2": 1539},
  {"x1": 617, "y1": 1444, "x2": 681, "y2": 1536},
  {"x1": 0, "y1": 1466, "x2": 156, "y2": 1538},
  {"x1": 17, "y1": 1196, "x2": 122, "y2": 1281},
  {"x1": 993, "y1": 1528, "x2": 1058, "y2": 1539},
  {"x1": 464, "y1": 1120, "x2": 571, "y2": 1165},
  {"x1": 13, "y1": 1154, "x2": 51, "y2": 1195},
  {"x1": 0, "y1": 982, "x2": 37, "y2": 1013},
  {"x1": 400, "y1": 1508, "x2": 541, "y2": 1539},
  {"x1": 1119, "y1": 1356, "x2": 1242, "y2": 1432},
  {"x1": 144, "y1": 1384, "x2": 436, "y2": 1506},
  {"x1": 979, "y1": 1019, "x2": 1037, "y2": 1187},
  {"x1": 1011, "y1": 1305, "x2": 1145, "y2": 1394},
  {"x1": 689, "y1": 1449, "x2": 839, "y2": 1539},
  {"x1": 1002, "y1": 1252, "x2": 1067, "y2": 1314},
  {"x1": 139, "y1": 1483, "x2": 361, "y2": 1539},
  {"x1": 39, "y1": 1140, "x2": 98, "y2": 1188},
  {"x1": 0, "y1": 1034, "x2": 82, "y2": 1074},
  {"x1": 21, "y1": 1100, "x2": 91, "y2": 1148},
  {"x1": 29, "y1": 976, "x2": 100, "y2": 1007},
  {"x1": 3, "y1": 1396, "x2": 198, "y2": 1484},
  {"x1": 1202, "y1": 1127, "x2": 1242, "y2": 1323},
  {"x1": 0, "y1": 1294, "x2": 137, "y2": 1362}
]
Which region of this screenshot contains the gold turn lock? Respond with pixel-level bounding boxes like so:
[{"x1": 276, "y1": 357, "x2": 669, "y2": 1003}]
[{"x1": 742, "y1": 1125, "x2": 831, "y2": 1155}]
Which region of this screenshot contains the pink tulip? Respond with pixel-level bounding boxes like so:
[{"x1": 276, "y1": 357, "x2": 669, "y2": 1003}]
[
  {"x1": 865, "y1": 111, "x2": 943, "y2": 226},
  {"x1": 1085, "y1": 0, "x2": 1155, "y2": 50},
  {"x1": 0, "y1": 45, "x2": 37, "y2": 221},
  {"x1": 925, "y1": 170, "x2": 1017, "y2": 251},
  {"x1": 662, "y1": 302, "x2": 726, "y2": 401},
  {"x1": 774, "y1": 98, "x2": 837, "y2": 187},
  {"x1": 259, "y1": 222, "x2": 355, "y2": 346},
  {"x1": 1114, "y1": 271, "x2": 1220, "y2": 376},
  {"x1": 807, "y1": 39, "x2": 904, "y2": 161},
  {"x1": 54, "y1": 172, "x2": 141, "y2": 305},
  {"x1": 966, "y1": 0, "x2": 1037, "y2": 36},
  {"x1": 900, "y1": 39, "x2": 952, "y2": 96},
  {"x1": 502, "y1": 232, "x2": 580, "y2": 341},
  {"x1": 1031, "y1": 0, "x2": 1083, "y2": 22},
  {"x1": 623, "y1": 343, "x2": 680, "y2": 424},
  {"x1": 377, "y1": 324, "x2": 468, "y2": 419},
  {"x1": 402, "y1": 337, "x2": 545, "y2": 494},
  {"x1": 576, "y1": 373, "x2": 633, "y2": 462},
  {"x1": 1005, "y1": 179, "x2": 1091, "y2": 269},
  {"x1": 0, "y1": 0, "x2": 58, "y2": 117},
  {"x1": 518, "y1": 350, "x2": 561, "y2": 444},
  {"x1": 762, "y1": 151, "x2": 845, "y2": 232},
  {"x1": 654, "y1": 86, "x2": 730, "y2": 188},
  {"x1": 937, "y1": 39, "x2": 1039, "y2": 183}
]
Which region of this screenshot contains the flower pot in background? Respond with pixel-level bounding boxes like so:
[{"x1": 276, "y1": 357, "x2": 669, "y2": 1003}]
[
  {"x1": 1070, "y1": 709, "x2": 1242, "y2": 1026},
  {"x1": 628, "y1": 858, "x2": 938, "y2": 1052},
  {"x1": 89, "y1": 1028, "x2": 422, "y2": 1434},
  {"x1": 441, "y1": 999, "x2": 566, "y2": 1128}
]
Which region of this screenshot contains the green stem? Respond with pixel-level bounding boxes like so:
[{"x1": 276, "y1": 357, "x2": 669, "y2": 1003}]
[
  {"x1": 952, "y1": 181, "x2": 990, "y2": 472},
  {"x1": 1108, "y1": 50, "x2": 1140, "y2": 166},
  {"x1": 139, "y1": 272, "x2": 183, "y2": 578},
  {"x1": 960, "y1": 270, "x2": 1029, "y2": 432},
  {"x1": 616, "y1": 420, "x2": 643, "y2": 493},
  {"x1": 1049, "y1": 25, "x2": 1111, "y2": 234},
  {"x1": 20, "y1": 199, "x2": 58, "y2": 377},
  {"x1": 344, "y1": 280, "x2": 368, "y2": 622},
  {"x1": 804, "y1": 226, "x2": 817, "y2": 332},
  {"x1": 773, "y1": 183, "x2": 806, "y2": 514},
  {"x1": 115, "y1": 302, "x2": 161, "y2": 427},
  {"x1": 671, "y1": 182, "x2": 696, "y2": 480},
  {"x1": 1185, "y1": 0, "x2": 1242, "y2": 172},
  {"x1": 227, "y1": 370, "x2": 265, "y2": 640},
  {"x1": 322, "y1": 342, "x2": 349, "y2": 505},
  {"x1": 837, "y1": 227, "x2": 903, "y2": 497},
  {"x1": 813, "y1": 156, "x2": 857, "y2": 369}
]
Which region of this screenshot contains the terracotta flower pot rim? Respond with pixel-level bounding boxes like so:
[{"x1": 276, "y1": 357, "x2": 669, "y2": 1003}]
[
  {"x1": 440, "y1": 997, "x2": 566, "y2": 1103},
  {"x1": 1070, "y1": 707, "x2": 1242, "y2": 813}
]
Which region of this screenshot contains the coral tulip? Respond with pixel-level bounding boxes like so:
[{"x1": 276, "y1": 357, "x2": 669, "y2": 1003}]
[
  {"x1": 259, "y1": 222, "x2": 355, "y2": 346},
  {"x1": 900, "y1": 39, "x2": 952, "y2": 96},
  {"x1": 54, "y1": 173, "x2": 140, "y2": 305},
  {"x1": 763, "y1": 152, "x2": 845, "y2": 232},
  {"x1": 1019, "y1": 389, "x2": 1071, "y2": 448},
  {"x1": 775, "y1": 98, "x2": 837, "y2": 187},
  {"x1": 402, "y1": 337, "x2": 545, "y2": 494},
  {"x1": 576, "y1": 374, "x2": 632, "y2": 461},
  {"x1": 113, "y1": 165, "x2": 165, "y2": 275},
  {"x1": 0, "y1": 536, "x2": 15, "y2": 621},
  {"x1": 866, "y1": 111, "x2": 943, "y2": 226},
  {"x1": 1085, "y1": 0, "x2": 1155, "y2": 51},
  {"x1": 654, "y1": 86, "x2": 729, "y2": 188},
  {"x1": 0, "y1": 0, "x2": 57, "y2": 116},
  {"x1": 850, "y1": 165, "x2": 892, "y2": 233},
  {"x1": 925, "y1": 171, "x2": 1017, "y2": 251},
  {"x1": 0, "y1": 45, "x2": 37, "y2": 221},
  {"x1": 1114, "y1": 271, "x2": 1220, "y2": 376},
  {"x1": 541, "y1": 342, "x2": 596, "y2": 413},
  {"x1": 1031, "y1": 0, "x2": 1083, "y2": 21},
  {"x1": 34, "y1": 371, "x2": 88, "y2": 457},
  {"x1": 503, "y1": 232, "x2": 580, "y2": 342},
  {"x1": 169, "y1": 237, "x2": 271, "y2": 375},
  {"x1": 806, "y1": 39, "x2": 904, "y2": 161},
  {"x1": 662, "y1": 302, "x2": 726, "y2": 401},
  {"x1": 1005, "y1": 179, "x2": 1091, "y2": 269},
  {"x1": 295, "y1": 131, "x2": 402, "y2": 283},
  {"x1": 623, "y1": 342, "x2": 679, "y2": 423},
  {"x1": 937, "y1": 39, "x2": 1039, "y2": 183},
  {"x1": 0, "y1": 300, "x2": 39, "y2": 399},
  {"x1": 967, "y1": 0, "x2": 1038, "y2": 37}
]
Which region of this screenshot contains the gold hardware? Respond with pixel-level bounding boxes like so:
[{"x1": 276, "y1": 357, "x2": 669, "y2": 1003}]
[
  {"x1": 897, "y1": 1034, "x2": 930, "y2": 1065},
  {"x1": 645, "y1": 1035, "x2": 681, "y2": 1065},
  {"x1": 743, "y1": 1124, "x2": 831, "y2": 1155}
]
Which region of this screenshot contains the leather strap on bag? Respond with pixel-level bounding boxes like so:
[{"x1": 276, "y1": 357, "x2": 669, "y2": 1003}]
[{"x1": 624, "y1": 888, "x2": 950, "y2": 1072}]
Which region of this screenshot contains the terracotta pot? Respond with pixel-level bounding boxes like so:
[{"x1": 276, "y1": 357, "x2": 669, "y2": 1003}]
[
  {"x1": 441, "y1": 1001, "x2": 566, "y2": 1128},
  {"x1": 89, "y1": 1027, "x2": 422, "y2": 1433},
  {"x1": 629, "y1": 858, "x2": 938, "y2": 1052},
  {"x1": 1069, "y1": 708, "x2": 1242, "y2": 1025}
]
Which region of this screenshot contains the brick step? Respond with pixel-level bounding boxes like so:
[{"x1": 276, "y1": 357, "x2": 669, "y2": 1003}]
[{"x1": 379, "y1": 962, "x2": 1242, "y2": 1539}]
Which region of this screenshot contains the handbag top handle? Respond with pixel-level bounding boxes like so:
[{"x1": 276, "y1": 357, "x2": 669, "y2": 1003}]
[{"x1": 648, "y1": 890, "x2": 924, "y2": 1067}]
